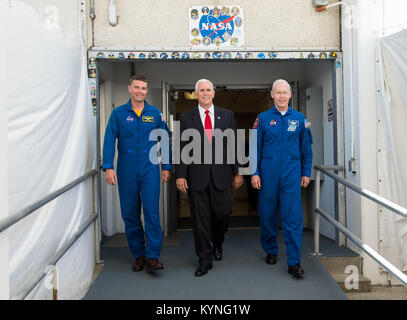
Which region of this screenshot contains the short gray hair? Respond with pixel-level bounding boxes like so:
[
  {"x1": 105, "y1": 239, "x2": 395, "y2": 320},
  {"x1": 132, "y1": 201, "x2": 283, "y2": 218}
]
[
  {"x1": 272, "y1": 79, "x2": 291, "y2": 92},
  {"x1": 195, "y1": 79, "x2": 214, "y2": 92}
]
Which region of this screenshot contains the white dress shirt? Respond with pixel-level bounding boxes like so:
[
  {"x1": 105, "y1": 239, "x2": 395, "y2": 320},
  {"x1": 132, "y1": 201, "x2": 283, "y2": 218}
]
[{"x1": 198, "y1": 104, "x2": 215, "y2": 129}]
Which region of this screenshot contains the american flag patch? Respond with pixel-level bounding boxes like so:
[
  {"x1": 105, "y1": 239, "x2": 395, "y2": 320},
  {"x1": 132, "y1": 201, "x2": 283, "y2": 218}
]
[{"x1": 305, "y1": 119, "x2": 311, "y2": 128}]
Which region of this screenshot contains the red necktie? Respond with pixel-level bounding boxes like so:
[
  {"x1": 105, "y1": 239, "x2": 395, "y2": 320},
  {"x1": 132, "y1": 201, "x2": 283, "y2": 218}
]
[{"x1": 204, "y1": 110, "x2": 213, "y2": 142}]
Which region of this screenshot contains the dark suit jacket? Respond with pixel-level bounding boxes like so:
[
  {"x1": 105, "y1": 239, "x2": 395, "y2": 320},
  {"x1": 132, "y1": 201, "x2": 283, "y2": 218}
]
[{"x1": 175, "y1": 106, "x2": 238, "y2": 191}]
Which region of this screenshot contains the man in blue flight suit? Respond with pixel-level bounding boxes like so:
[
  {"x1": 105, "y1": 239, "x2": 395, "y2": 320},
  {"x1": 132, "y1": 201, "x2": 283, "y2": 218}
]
[
  {"x1": 103, "y1": 74, "x2": 172, "y2": 273},
  {"x1": 251, "y1": 79, "x2": 313, "y2": 278}
]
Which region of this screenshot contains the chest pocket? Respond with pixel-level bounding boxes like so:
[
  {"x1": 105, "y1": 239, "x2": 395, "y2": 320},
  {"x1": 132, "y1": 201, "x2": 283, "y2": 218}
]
[
  {"x1": 286, "y1": 119, "x2": 302, "y2": 160},
  {"x1": 287, "y1": 119, "x2": 299, "y2": 132},
  {"x1": 142, "y1": 115, "x2": 154, "y2": 123},
  {"x1": 286, "y1": 119, "x2": 302, "y2": 143},
  {"x1": 264, "y1": 119, "x2": 281, "y2": 139},
  {"x1": 122, "y1": 115, "x2": 137, "y2": 134},
  {"x1": 141, "y1": 115, "x2": 157, "y2": 135}
]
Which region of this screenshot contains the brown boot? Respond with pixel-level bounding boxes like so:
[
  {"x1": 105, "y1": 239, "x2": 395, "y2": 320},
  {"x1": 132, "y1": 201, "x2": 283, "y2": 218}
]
[
  {"x1": 132, "y1": 256, "x2": 146, "y2": 272},
  {"x1": 146, "y1": 259, "x2": 164, "y2": 272}
]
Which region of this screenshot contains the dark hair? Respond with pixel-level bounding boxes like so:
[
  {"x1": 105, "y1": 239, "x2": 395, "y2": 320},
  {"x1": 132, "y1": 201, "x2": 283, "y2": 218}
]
[{"x1": 129, "y1": 74, "x2": 148, "y2": 85}]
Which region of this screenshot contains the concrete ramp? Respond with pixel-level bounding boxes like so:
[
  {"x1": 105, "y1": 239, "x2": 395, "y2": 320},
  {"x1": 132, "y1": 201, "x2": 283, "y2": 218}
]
[{"x1": 84, "y1": 229, "x2": 349, "y2": 300}]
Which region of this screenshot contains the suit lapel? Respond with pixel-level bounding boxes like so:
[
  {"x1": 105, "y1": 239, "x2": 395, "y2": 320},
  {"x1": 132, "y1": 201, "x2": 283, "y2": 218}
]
[
  {"x1": 192, "y1": 107, "x2": 205, "y2": 133},
  {"x1": 214, "y1": 106, "x2": 223, "y2": 130},
  {"x1": 192, "y1": 106, "x2": 223, "y2": 132}
]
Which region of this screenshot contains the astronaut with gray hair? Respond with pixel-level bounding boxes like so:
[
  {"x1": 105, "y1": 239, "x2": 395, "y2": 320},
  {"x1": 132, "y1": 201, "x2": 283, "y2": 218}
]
[{"x1": 251, "y1": 79, "x2": 313, "y2": 278}]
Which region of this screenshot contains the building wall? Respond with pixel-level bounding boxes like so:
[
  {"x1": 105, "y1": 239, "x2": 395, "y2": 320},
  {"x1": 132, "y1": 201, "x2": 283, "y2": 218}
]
[
  {"x1": 89, "y1": 0, "x2": 340, "y2": 50},
  {"x1": 341, "y1": 0, "x2": 407, "y2": 285},
  {"x1": 354, "y1": 0, "x2": 380, "y2": 284},
  {"x1": 20, "y1": 0, "x2": 341, "y2": 50}
]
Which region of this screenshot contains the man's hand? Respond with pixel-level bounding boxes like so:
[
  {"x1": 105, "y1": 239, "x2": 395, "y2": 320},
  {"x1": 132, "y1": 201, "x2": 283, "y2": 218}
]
[
  {"x1": 161, "y1": 170, "x2": 171, "y2": 184},
  {"x1": 105, "y1": 169, "x2": 118, "y2": 185},
  {"x1": 301, "y1": 176, "x2": 310, "y2": 188},
  {"x1": 176, "y1": 178, "x2": 188, "y2": 193},
  {"x1": 251, "y1": 175, "x2": 261, "y2": 189},
  {"x1": 233, "y1": 175, "x2": 243, "y2": 190}
]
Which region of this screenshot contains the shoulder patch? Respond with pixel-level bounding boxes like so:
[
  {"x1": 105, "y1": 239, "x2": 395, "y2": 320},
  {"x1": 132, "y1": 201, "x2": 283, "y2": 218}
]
[
  {"x1": 304, "y1": 119, "x2": 311, "y2": 128},
  {"x1": 252, "y1": 117, "x2": 259, "y2": 129}
]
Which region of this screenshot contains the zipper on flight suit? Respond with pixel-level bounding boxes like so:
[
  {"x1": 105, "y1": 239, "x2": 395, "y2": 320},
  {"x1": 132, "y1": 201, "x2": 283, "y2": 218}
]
[{"x1": 132, "y1": 106, "x2": 142, "y2": 178}]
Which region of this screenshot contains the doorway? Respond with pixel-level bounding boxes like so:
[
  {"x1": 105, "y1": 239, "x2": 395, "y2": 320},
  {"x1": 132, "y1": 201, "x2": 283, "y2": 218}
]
[{"x1": 95, "y1": 58, "x2": 340, "y2": 242}]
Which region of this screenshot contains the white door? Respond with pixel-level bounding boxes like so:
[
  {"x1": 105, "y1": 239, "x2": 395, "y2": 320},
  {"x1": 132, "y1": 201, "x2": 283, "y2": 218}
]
[
  {"x1": 99, "y1": 80, "x2": 124, "y2": 236},
  {"x1": 306, "y1": 87, "x2": 336, "y2": 241}
]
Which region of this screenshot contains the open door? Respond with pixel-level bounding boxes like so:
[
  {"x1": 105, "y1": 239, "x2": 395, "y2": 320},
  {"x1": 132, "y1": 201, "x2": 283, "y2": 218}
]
[
  {"x1": 99, "y1": 79, "x2": 123, "y2": 236},
  {"x1": 161, "y1": 81, "x2": 177, "y2": 236}
]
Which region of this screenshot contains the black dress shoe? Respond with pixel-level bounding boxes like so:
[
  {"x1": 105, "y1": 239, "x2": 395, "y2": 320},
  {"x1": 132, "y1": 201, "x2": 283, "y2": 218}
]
[
  {"x1": 194, "y1": 264, "x2": 213, "y2": 277},
  {"x1": 266, "y1": 254, "x2": 277, "y2": 265},
  {"x1": 213, "y1": 246, "x2": 223, "y2": 261},
  {"x1": 288, "y1": 264, "x2": 305, "y2": 278}
]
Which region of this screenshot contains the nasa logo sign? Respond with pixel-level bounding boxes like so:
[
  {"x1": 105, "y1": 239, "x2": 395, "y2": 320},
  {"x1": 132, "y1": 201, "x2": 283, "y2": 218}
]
[
  {"x1": 199, "y1": 9, "x2": 235, "y2": 46},
  {"x1": 189, "y1": 6, "x2": 244, "y2": 48}
]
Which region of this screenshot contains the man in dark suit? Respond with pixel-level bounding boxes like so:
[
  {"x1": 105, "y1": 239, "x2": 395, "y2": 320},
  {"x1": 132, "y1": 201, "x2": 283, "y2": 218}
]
[{"x1": 176, "y1": 79, "x2": 243, "y2": 277}]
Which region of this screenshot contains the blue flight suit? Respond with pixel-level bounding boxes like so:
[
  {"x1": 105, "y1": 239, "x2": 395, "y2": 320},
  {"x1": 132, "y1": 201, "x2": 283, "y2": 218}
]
[
  {"x1": 251, "y1": 106, "x2": 313, "y2": 267},
  {"x1": 102, "y1": 100, "x2": 172, "y2": 260}
]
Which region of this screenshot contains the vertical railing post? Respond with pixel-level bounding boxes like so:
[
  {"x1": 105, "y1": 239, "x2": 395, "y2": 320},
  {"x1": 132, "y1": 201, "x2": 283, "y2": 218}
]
[
  {"x1": 52, "y1": 265, "x2": 58, "y2": 300},
  {"x1": 313, "y1": 169, "x2": 322, "y2": 256},
  {"x1": 93, "y1": 173, "x2": 102, "y2": 264}
]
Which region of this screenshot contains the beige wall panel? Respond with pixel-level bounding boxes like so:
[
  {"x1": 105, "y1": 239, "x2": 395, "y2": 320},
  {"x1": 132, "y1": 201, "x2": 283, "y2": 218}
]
[
  {"x1": 244, "y1": 0, "x2": 340, "y2": 48},
  {"x1": 91, "y1": 0, "x2": 340, "y2": 49},
  {"x1": 93, "y1": 0, "x2": 189, "y2": 48}
]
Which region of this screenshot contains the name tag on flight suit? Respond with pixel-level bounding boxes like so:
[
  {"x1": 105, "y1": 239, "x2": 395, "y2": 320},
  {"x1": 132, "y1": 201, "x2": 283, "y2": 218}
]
[{"x1": 142, "y1": 116, "x2": 154, "y2": 123}]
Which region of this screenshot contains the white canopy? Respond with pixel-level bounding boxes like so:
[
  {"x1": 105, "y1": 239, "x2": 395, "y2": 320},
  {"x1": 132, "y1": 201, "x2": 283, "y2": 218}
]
[
  {"x1": 7, "y1": 1, "x2": 96, "y2": 299},
  {"x1": 377, "y1": 28, "x2": 407, "y2": 273}
]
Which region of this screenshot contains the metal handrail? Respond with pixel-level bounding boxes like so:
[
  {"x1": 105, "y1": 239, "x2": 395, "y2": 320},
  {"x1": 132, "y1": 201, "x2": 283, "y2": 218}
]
[
  {"x1": 1, "y1": 169, "x2": 100, "y2": 299},
  {"x1": 0, "y1": 169, "x2": 98, "y2": 233},
  {"x1": 14, "y1": 213, "x2": 99, "y2": 300},
  {"x1": 313, "y1": 165, "x2": 407, "y2": 286},
  {"x1": 314, "y1": 165, "x2": 407, "y2": 219}
]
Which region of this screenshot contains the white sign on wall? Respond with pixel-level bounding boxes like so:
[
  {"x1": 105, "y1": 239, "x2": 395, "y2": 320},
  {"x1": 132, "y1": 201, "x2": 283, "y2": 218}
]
[{"x1": 189, "y1": 6, "x2": 244, "y2": 48}]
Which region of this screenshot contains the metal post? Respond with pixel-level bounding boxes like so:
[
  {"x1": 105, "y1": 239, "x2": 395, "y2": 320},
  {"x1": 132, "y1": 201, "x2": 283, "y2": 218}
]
[
  {"x1": 94, "y1": 60, "x2": 103, "y2": 264},
  {"x1": 312, "y1": 170, "x2": 322, "y2": 256},
  {"x1": 161, "y1": 82, "x2": 169, "y2": 237},
  {"x1": 93, "y1": 174, "x2": 102, "y2": 264},
  {"x1": 52, "y1": 265, "x2": 58, "y2": 300}
]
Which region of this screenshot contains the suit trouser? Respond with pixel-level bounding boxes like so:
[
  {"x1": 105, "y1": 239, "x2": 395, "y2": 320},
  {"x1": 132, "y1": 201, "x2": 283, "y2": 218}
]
[{"x1": 187, "y1": 174, "x2": 234, "y2": 265}]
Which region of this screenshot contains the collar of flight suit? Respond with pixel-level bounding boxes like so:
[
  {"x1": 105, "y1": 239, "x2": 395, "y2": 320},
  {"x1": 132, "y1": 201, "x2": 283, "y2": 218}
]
[
  {"x1": 271, "y1": 105, "x2": 293, "y2": 115},
  {"x1": 126, "y1": 99, "x2": 152, "y2": 116}
]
